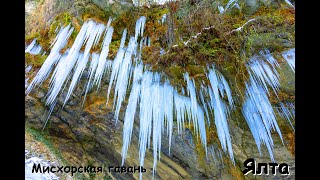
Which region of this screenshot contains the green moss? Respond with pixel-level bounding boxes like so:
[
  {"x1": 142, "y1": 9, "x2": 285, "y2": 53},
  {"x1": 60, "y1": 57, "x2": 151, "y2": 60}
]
[
  {"x1": 23, "y1": 2, "x2": 295, "y2": 177},
  {"x1": 25, "y1": 32, "x2": 41, "y2": 44},
  {"x1": 26, "y1": 127, "x2": 87, "y2": 179},
  {"x1": 112, "y1": 5, "x2": 168, "y2": 42},
  {"x1": 78, "y1": 2, "x2": 116, "y2": 23},
  {"x1": 25, "y1": 53, "x2": 48, "y2": 67},
  {"x1": 26, "y1": 127, "x2": 67, "y2": 165},
  {"x1": 108, "y1": 40, "x2": 121, "y2": 59},
  {"x1": 133, "y1": 4, "x2": 295, "y2": 163},
  {"x1": 165, "y1": 65, "x2": 185, "y2": 86}
]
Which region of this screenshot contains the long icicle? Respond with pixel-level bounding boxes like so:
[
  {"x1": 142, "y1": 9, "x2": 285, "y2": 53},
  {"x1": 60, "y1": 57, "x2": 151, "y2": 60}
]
[
  {"x1": 26, "y1": 25, "x2": 74, "y2": 95},
  {"x1": 207, "y1": 66, "x2": 234, "y2": 164},
  {"x1": 121, "y1": 63, "x2": 143, "y2": 165}
]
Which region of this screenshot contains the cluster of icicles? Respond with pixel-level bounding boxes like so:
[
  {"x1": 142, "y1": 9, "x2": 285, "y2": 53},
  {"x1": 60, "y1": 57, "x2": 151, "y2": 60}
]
[
  {"x1": 25, "y1": 16, "x2": 294, "y2": 178},
  {"x1": 242, "y1": 48, "x2": 295, "y2": 162}
]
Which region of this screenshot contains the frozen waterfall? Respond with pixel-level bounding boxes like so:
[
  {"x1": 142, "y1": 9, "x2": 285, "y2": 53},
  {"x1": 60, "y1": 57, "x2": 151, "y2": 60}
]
[{"x1": 25, "y1": 15, "x2": 294, "y2": 179}]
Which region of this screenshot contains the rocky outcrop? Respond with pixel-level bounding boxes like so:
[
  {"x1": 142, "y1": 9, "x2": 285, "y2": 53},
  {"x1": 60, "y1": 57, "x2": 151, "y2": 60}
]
[
  {"x1": 25, "y1": 1, "x2": 295, "y2": 179},
  {"x1": 25, "y1": 0, "x2": 133, "y2": 36},
  {"x1": 25, "y1": 66, "x2": 295, "y2": 179}
]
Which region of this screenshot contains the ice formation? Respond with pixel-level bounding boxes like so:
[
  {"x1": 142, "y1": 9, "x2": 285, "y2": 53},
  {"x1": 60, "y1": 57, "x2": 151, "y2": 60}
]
[
  {"x1": 206, "y1": 66, "x2": 234, "y2": 163},
  {"x1": 121, "y1": 63, "x2": 143, "y2": 166},
  {"x1": 112, "y1": 37, "x2": 136, "y2": 122},
  {"x1": 135, "y1": 16, "x2": 146, "y2": 41},
  {"x1": 93, "y1": 25, "x2": 113, "y2": 90},
  {"x1": 282, "y1": 48, "x2": 295, "y2": 73},
  {"x1": 83, "y1": 53, "x2": 99, "y2": 105},
  {"x1": 25, "y1": 65, "x2": 33, "y2": 88},
  {"x1": 284, "y1": 0, "x2": 295, "y2": 8},
  {"x1": 26, "y1": 25, "x2": 74, "y2": 95},
  {"x1": 161, "y1": 14, "x2": 167, "y2": 25},
  {"x1": 63, "y1": 52, "x2": 89, "y2": 107},
  {"x1": 247, "y1": 54, "x2": 280, "y2": 97},
  {"x1": 277, "y1": 102, "x2": 295, "y2": 130},
  {"x1": 241, "y1": 52, "x2": 288, "y2": 162},
  {"x1": 218, "y1": 0, "x2": 239, "y2": 13},
  {"x1": 107, "y1": 16, "x2": 146, "y2": 123},
  {"x1": 25, "y1": 39, "x2": 42, "y2": 55},
  {"x1": 25, "y1": 150, "x2": 59, "y2": 180},
  {"x1": 184, "y1": 73, "x2": 207, "y2": 153},
  {"x1": 25, "y1": 14, "x2": 295, "y2": 179},
  {"x1": 106, "y1": 30, "x2": 127, "y2": 104}
]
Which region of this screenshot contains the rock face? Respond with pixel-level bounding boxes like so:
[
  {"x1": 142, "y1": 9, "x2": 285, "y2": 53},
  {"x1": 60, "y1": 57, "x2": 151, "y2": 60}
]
[
  {"x1": 25, "y1": 69, "x2": 295, "y2": 179},
  {"x1": 25, "y1": 0, "x2": 77, "y2": 35},
  {"x1": 25, "y1": 0, "x2": 132, "y2": 36},
  {"x1": 25, "y1": 0, "x2": 295, "y2": 179}
]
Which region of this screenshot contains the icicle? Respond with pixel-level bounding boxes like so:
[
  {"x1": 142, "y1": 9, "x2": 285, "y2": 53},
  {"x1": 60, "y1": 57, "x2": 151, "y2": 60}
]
[
  {"x1": 94, "y1": 24, "x2": 106, "y2": 46},
  {"x1": 277, "y1": 102, "x2": 295, "y2": 130},
  {"x1": 161, "y1": 14, "x2": 167, "y2": 25},
  {"x1": 113, "y1": 37, "x2": 136, "y2": 122},
  {"x1": 209, "y1": 145, "x2": 217, "y2": 162},
  {"x1": 135, "y1": 16, "x2": 146, "y2": 41},
  {"x1": 25, "y1": 65, "x2": 32, "y2": 74},
  {"x1": 225, "y1": 0, "x2": 238, "y2": 10},
  {"x1": 147, "y1": 37, "x2": 151, "y2": 47},
  {"x1": 106, "y1": 48, "x2": 125, "y2": 101},
  {"x1": 139, "y1": 37, "x2": 144, "y2": 60},
  {"x1": 184, "y1": 73, "x2": 207, "y2": 155},
  {"x1": 25, "y1": 78, "x2": 30, "y2": 88},
  {"x1": 200, "y1": 86, "x2": 210, "y2": 125},
  {"x1": 218, "y1": 0, "x2": 238, "y2": 13},
  {"x1": 163, "y1": 81, "x2": 174, "y2": 154},
  {"x1": 242, "y1": 74, "x2": 284, "y2": 162},
  {"x1": 63, "y1": 53, "x2": 89, "y2": 107},
  {"x1": 121, "y1": 63, "x2": 143, "y2": 166},
  {"x1": 138, "y1": 71, "x2": 154, "y2": 180},
  {"x1": 120, "y1": 29, "x2": 127, "y2": 48},
  {"x1": 100, "y1": 17, "x2": 112, "y2": 45},
  {"x1": 106, "y1": 30, "x2": 127, "y2": 104},
  {"x1": 104, "y1": 60, "x2": 113, "y2": 76},
  {"x1": 65, "y1": 21, "x2": 106, "y2": 105},
  {"x1": 216, "y1": 71, "x2": 234, "y2": 109},
  {"x1": 143, "y1": 36, "x2": 147, "y2": 46},
  {"x1": 25, "y1": 39, "x2": 42, "y2": 55},
  {"x1": 26, "y1": 25, "x2": 74, "y2": 95},
  {"x1": 93, "y1": 27, "x2": 114, "y2": 90},
  {"x1": 247, "y1": 56, "x2": 280, "y2": 97},
  {"x1": 173, "y1": 92, "x2": 187, "y2": 133},
  {"x1": 218, "y1": 6, "x2": 225, "y2": 13},
  {"x1": 45, "y1": 20, "x2": 92, "y2": 110},
  {"x1": 54, "y1": 25, "x2": 60, "y2": 33},
  {"x1": 184, "y1": 73, "x2": 199, "y2": 135},
  {"x1": 284, "y1": 0, "x2": 295, "y2": 9},
  {"x1": 106, "y1": 17, "x2": 112, "y2": 28},
  {"x1": 82, "y1": 20, "x2": 105, "y2": 60},
  {"x1": 83, "y1": 53, "x2": 99, "y2": 105},
  {"x1": 260, "y1": 49, "x2": 280, "y2": 70},
  {"x1": 25, "y1": 39, "x2": 36, "y2": 52},
  {"x1": 151, "y1": 73, "x2": 162, "y2": 175},
  {"x1": 282, "y1": 48, "x2": 295, "y2": 73},
  {"x1": 207, "y1": 66, "x2": 234, "y2": 164}
]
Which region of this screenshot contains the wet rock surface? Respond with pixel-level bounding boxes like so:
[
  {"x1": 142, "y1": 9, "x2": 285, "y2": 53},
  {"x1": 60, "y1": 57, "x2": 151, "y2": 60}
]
[
  {"x1": 25, "y1": 73, "x2": 295, "y2": 179},
  {"x1": 25, "y1": 1, "x2": 295, "y2": 179}
]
